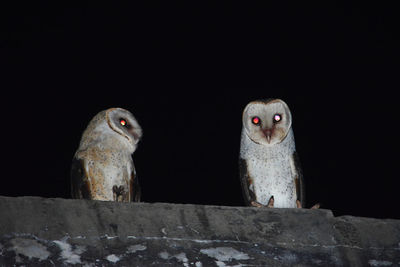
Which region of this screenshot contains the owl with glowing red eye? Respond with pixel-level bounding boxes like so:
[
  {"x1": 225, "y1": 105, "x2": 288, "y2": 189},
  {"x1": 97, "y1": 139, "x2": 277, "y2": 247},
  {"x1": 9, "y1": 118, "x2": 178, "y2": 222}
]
[
  {"x1": 239, "y1": 99, "x2": 318, "y2": 209},
  {"x1": 71, "y1": 107, "x2": 142, "y2": 202}
]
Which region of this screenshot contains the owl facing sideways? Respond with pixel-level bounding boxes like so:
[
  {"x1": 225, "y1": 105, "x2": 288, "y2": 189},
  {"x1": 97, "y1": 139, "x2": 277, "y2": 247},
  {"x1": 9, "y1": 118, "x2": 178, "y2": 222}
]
[
  {"x1": 239, "y1": 98, "x2": 312, "y2": 208},
  {"x1": 71, "y1": 108, "x2": 142, "y2": 202}
]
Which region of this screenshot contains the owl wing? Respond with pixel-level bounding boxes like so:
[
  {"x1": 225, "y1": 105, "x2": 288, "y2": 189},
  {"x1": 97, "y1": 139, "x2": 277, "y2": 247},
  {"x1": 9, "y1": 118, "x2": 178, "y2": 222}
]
[
  {"x1": 70, "y1": 157, "x2": 91, "y2": 199},
  {"x1": 130, "y1": 165, "x2": 141, "y2": 202},
  {"x1": 291, "y1": 151, "x2": 305, "y2": 206},
  {"x1": 239, "y1": 158, "x2": 257, "y2": 206}
]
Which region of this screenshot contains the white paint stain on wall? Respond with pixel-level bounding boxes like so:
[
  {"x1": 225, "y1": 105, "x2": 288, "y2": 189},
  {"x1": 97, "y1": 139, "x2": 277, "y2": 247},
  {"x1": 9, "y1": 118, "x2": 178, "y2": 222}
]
[
  {"x1": 106, "y1": 254, "x2": 120, "y2": 263},
  {"x1": 53, "y1": 238, "x2": 85, "y2": 264},
  {"x1": 158, "y1": 251, "x2": 189, "y2": 267},
  {"x1": 200, "y1": 247, "x2": 250, "y2": 262},
  {"x1": 127, "y1": 244, "x2": 147, "y2": 254},
  {"x1": 10, "y1": 238, "x2": 50, "y2": 261},
  {"x1": 158, "y1": 251, "x2": 170, "y2": 260},
  {"x1": 174, "y1": 252, "x2": 189, "y2": 267},
  {"x1": 368, "y1": 259, "x2": 393, "y2": 266}
]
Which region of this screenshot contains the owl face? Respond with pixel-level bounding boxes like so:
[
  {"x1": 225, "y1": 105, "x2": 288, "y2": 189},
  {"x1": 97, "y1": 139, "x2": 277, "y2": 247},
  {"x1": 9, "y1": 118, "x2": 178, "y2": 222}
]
[
  {"x1": 106, "y1": 108, "x2": 142, "y2": 150},
  {"x1": 242, "y1": 99, "x2": 292, "y2": 145}
]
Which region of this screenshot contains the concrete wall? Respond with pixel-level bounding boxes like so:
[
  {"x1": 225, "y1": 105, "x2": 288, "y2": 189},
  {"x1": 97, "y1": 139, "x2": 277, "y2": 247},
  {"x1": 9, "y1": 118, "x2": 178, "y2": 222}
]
[{"x1": 0, "y1": 196, "x2": 399, "y2": 266}]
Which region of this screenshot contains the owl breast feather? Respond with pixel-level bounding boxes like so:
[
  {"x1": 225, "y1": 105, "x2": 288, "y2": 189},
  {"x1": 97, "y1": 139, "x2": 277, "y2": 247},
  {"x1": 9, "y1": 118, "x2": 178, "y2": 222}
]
[{"x1": 247, "y1": 155, "x2": 297, "y2": 208}]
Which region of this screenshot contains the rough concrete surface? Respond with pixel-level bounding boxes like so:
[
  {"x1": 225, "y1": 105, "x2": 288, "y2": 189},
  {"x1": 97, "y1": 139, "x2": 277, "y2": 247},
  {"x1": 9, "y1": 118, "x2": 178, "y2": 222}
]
[{"x1": 0, "y1": 196, "x2": 399, "y2": 266}]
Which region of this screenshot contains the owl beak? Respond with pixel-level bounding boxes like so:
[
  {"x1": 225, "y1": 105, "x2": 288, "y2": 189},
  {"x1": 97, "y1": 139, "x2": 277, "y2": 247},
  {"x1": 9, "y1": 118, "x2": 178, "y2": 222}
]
[{"x1": 263, "y1": 129, "x2": 272, "y2": 143}]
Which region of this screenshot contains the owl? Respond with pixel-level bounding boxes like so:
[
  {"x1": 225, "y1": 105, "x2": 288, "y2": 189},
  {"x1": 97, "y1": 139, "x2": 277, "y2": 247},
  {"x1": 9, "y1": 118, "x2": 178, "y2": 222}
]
[
  {"x1": 71, "y1": 107, "x2": 142, "y2": 202},
  {"x1": 239, "y1": 99, "x2": 305, "y2": 208}
]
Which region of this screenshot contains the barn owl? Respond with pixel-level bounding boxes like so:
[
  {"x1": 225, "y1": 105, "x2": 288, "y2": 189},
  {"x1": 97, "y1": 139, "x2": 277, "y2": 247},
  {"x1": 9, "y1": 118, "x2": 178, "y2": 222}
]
[
  {"x1": 71, "y1": 107, "x2": 142, "y2": 202},
  {"x1": 239, "y1": 99, "x2": 307, "y2": 208}
]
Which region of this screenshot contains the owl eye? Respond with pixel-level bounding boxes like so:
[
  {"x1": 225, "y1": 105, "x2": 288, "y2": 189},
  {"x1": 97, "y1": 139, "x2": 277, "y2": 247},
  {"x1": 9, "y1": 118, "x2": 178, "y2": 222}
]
[
  {"x1": 273, "y1": 114, "x2": 282, "y2": 123},
  {"x1": 251, "y1": 116, "x2": 261, "y2": 125},
  {"x1": 119, "y1": 118, "x2": 127, "y2": 127}
]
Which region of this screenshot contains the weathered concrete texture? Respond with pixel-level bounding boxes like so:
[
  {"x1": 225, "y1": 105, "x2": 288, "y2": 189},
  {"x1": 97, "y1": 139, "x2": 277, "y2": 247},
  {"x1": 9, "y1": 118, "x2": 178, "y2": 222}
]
[{"x1": 0, "y1": 196, "x2": 399, "y2": 266}]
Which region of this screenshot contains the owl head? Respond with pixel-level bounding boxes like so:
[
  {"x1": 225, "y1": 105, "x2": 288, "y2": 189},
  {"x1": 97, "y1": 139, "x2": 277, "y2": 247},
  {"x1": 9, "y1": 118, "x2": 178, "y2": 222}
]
[
  {"x1": 105, "y1": 108, "x2": 142, "y2": 148},
  {"x1": 80, "y1": 107, "x2": 143, "y2": 153},
  {"x1": 242, "y1": 99, "x2": 292, "y2": 146}
]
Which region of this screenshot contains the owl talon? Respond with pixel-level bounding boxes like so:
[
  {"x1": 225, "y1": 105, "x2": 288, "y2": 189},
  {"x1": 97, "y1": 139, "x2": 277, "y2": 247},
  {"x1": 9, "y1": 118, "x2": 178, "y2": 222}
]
[
  {"x1": 296, "y1": 200, "x2": 320, "y2": 209},
  {"x1": 250, "y1": 196, "x2": 274, "y2": 208},
  {"x1": 250, "y1": 201, "x2": 264, "y2": 208},
  {"x1": 310, "y1": 203, "x2": 320, "y2": 209},
  {"x1": 266, "y1": 196, "x2": 274, "y2": 208},
  {"x1": 112, "y1": 185, "x2": 125, "y2": 202}
]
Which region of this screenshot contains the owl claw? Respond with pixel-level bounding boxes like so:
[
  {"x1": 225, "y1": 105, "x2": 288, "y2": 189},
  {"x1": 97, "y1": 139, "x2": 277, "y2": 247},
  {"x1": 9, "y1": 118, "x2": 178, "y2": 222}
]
[
  {"x1": 266, "y1": 196, "x2": 274, "y2": 208},
  {"x1": 112, "y1": 185, "x2": 125, "y2": 202},
  {"x1": 310, "y1": 203, "x2": 320, "y2": 209},
  {"x1": 250, "y1": 196, "x2": 274, "y2": 208},
  {"x1": 250, "y1": 201, "x2": 264, "y2": 208},
  {"x1": 296, "y1": 200, "x2": 320, "y2": 209}
]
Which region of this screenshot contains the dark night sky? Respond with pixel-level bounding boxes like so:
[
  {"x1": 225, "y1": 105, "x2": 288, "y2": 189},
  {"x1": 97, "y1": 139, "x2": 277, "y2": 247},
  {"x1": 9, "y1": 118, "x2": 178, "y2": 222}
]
[{"x1": 2, "y1": 2, "x2": 399, "y2": 219}]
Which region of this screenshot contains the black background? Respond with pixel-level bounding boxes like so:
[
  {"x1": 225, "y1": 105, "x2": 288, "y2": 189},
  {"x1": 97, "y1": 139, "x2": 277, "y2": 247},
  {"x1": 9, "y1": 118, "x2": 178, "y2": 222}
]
[{"x1": 2, "y1": 2, "x2": 399, "y2": 219}]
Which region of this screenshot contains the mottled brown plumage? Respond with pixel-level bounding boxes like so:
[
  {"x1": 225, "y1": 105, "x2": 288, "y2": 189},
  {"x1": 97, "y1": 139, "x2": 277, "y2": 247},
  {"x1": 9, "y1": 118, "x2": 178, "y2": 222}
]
[{"x1": 71, "y1": 108, "x2": 142, "y2": 202}]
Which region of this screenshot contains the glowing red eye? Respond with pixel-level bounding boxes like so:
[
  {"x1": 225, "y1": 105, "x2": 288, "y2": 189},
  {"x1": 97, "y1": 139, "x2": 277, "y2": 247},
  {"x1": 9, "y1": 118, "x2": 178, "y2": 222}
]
[
  {"x1": 273, "y1": 114, "x2": 282, "y2": 123},
  {"x1": 120, "y1": 119, "x2": 127, "y2": 126},
  {"x1": 252, "y1": 116, "x2": 261, "y2": 125}
]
